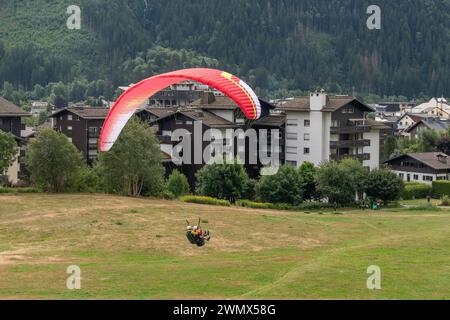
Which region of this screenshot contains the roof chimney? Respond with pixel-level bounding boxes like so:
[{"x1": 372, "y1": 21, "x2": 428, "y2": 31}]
[
  {"x1": 437, "y1": 154, "x2": 447, "y2": 163},
  {"x1": 201, "y1": 91, "x2": 216, "y2": 105},
  {"x1": 310, "y1": 89, "x2": 327, "y2": 111}
]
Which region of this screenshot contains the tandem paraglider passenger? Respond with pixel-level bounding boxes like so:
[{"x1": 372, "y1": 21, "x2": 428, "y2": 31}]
[{"x1": 186, "y1": 219, "x2": 210, "y2": 247}]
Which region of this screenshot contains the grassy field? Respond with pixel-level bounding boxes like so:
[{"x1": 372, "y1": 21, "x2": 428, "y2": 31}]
[{"x1": 0, "y1": 194, "x2": 449, "y2": 300}]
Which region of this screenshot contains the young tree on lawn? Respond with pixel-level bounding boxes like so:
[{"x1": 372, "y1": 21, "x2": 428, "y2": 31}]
[
  {"x1": 0, "y1": 132, "x2": 17, "y2": 184},
  {"x1": 256, "y1": 165, "x2": 304, "y2": 205},
  {"x1": 298, "y1": 162, "x2": 319, "y2": 201},
  {"x1": 365, "y1": 168, "x2": 404, "y2": 204},
  {"x1": 315, "y1": 161, "x2": 355, "y2": 205},
  {"x1": 166, "y1": 170, "x2": 190, "y2": 198},
  {"x1": 383, "y1": 136, "x2": 398, "y2": 161},
  {"x1": 196, "y1": 160, "x2": 249, "y2": 202},
  {"x1": 96, "y1": 118, "x2": 164, "y2": 197},
  {"x1": 25, "y1": 129, "x2": 84, "y2": 192},
  {"x1": 340, "y1": 158, "x2": 368, "y2": 201}
]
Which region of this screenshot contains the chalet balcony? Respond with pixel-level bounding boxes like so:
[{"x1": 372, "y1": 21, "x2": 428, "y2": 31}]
[
  {"x1": 88, "y1": 131, "x2": 100, "y2": 138},
  {"x1": 157, "y1": 135, "x2": 173, "y2": 144},
  {"x1": 330, "y1": 125, "x2": 371, "y2": 134},
  {"x1": 330, "y1": 139, "x2": 371, "y2": 149},
  {"x1": 330, "y1": 153, "x2": 370, "y2": 161}
]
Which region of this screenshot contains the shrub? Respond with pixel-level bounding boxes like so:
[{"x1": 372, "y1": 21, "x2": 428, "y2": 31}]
[
  {"x1": 256, "y1": 165, "x2": 304, "y2": 205},
  {"x1": 180, "y1": 195, "x2": 231, "y2": 206},
  {"x1": 237, "y1": 200, "x2": 337, "y2": 211},
  {"x1": 297, "y1": 201, "x2": 336, "y2": 210},
  {"x1": 166, "y1": 170, "x2": 190, "y2": 198},
  {"x1": 432, "y1": 181, "x2": 450, "y2": 199},
  {"x1": 0, "y1": 187, "x2": 41, "y2": 194},
  {"x1": 365, "y1": 168, "x2": 404, "y2": 204},
  {"x1": 25, "y1": 129, "x2": 85, "y2": 192},
  {"x1": 95, "y1": 118, "x2": 164, "y2": 197},
  {"x1": 160, "y1": 190, "x2": 176, "y2": 200},
  {"x1": 440, "y1": 195, "x2": 450, "y2": 206},
  {"x1": 196, "y1": 160, "x2": 248, "y2": 202},
  {"x1": 315, "y1": 160, "x2": 361, "y2": 205},
  {"x1": 402, "y1": 183, "x2": 432, "y2": 200},
  {"x1": 237, "y1": 200, "x2": 274, "y2": 209}
]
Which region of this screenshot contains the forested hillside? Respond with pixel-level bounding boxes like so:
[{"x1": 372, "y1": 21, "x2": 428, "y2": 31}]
[{"x1": 0, "y1": 0, "x2": 448, "y2": 104}]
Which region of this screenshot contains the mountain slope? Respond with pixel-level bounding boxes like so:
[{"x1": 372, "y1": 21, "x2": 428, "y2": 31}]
[{"x1": 0, "y1": 0, "x2": 448, "y2": 98}]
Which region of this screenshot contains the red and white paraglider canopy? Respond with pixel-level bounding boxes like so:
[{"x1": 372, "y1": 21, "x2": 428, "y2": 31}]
[{"x1": 99, "y1": 68, "x2": 262, "y2": 152}]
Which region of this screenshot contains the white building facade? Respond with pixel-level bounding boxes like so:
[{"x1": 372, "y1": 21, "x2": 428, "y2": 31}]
[{"x1": 280, "y1": 92, "x2": 386, "y2": 169}]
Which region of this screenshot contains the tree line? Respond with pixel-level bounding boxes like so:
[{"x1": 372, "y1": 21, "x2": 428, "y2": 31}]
[
  {"x1": 0, "y1": 0, "x2": 448, "y2": 103},
  {"x1": 0, "y1": 118, "x2": 404, "y2": 207}
]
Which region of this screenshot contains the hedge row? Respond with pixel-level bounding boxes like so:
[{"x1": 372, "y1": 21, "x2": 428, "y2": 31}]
[
  {"x1": 0, "y1": 187, "x2": 41, "y2": 194},
  {"x1": 432, "y1": 181, "x2": 450, "y2": 199},
  {"x1": 180, "y1": 195, "x2": 231, "y2": 207},
  {"x1": 401, "y1": 183, "x2": 432, "y2": 200},
  {"x1": 237, "y1": 200, "x2": 336, "y2": 211}
]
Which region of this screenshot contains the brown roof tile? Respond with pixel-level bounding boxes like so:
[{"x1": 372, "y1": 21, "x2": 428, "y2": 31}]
[
  {"x1": 0, "y1": 97, "x2": 30, "y2": 117},
  {"x1": 278, "y1": 95, "x2": 371, "y2": 113},
  {"x1": 51, "y1": 107, "x2": 109, "y2": 120},
  {"x1": 389, "y1": 152, "x2": 450, "y2": 170}
]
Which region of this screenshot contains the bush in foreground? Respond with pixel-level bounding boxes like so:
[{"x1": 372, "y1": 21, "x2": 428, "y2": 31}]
[
  {"x1": 180, "y1": 195, "x2": 231, "y2": 206},
  {"x1": 95, "y1": 118, "x2": 165, "y2": 197},
  {"x1": 402, "y1": 182, "x2": 432, "y2": 200},
  {"x1": 25, "y1": 129, "x2": 85, "y2": 192},
  {"x1": 365, "y1": 168, "x2": 404, "y2": 204},
  {"x1": 0, "y1": 187, "x2": 41, "y2": 194},
  {"x1": 432, "y1": 180, "x2": 450, "y2": 199},
  {"x1": 196, "y1": 161, "x2": 248, "y2": 202},
  {"x1": 166, "y1": 170, "x2": 190, "y2": 198},
  {"x1": 256, "y1": 165, "x2": 304, "y2": 205}
]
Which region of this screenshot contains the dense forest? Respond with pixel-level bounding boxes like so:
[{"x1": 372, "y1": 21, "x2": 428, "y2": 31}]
[{"x1": 0, "y1": 0, "x2": 448, "y2": 106}]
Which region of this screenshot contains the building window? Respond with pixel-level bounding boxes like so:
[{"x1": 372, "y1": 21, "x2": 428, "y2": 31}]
[
  {"x1": 413, "y1": 174, "x2": 419, "y2": 180},
  {"x1": 304, "y1": 133, "x2": 310, "y2": 141},
  {"x1": 304, "y1": 148, "x2": 310, "y2": 155},
  {"x1": 185, "y1": 121, "x2": 193, "y2": 125},
  {"x1": 88, "y1": 127, "x2": 98, "y2": 135},
  {"x1": 342, "y1": 106, "x2": 355, "y2": 114},
  {"x1": 68, "y1": 115, "x2": 73, "y2": 121},
  {"x1": 176, "y1": 120, "x2": 183, "y2": 125},
  {"x1": 287, "y1": 119, "x2": 298, "y2": 127},
  {"x1": 286, "y1": 161, "x2": 297, "y2": 167},
  {"x1": 236, "y1": 118, "x2": 245, "y2": 124},
  {"x1": 68, "y1": 137, "x2": 72, "y2": 143},
  {"x1": 423, "y1": 176, "x2": 433, "y2": 182},
  {"x1": 286, "y1": 133, "x2": 297, "y2": 141},
  {"x1": 304, "y1": 120, "x2": 310, "y2": 127},
  {"x1": 399, "y1": 173, "x2": 404, "y2": 179},
  {"x1": 286, "y1": 147, "x2": 297, "y2": 154},
  {"x1": 162, "y1": 130, "x2": 172, "y2": 137},
  {"x1": 67, "y1": 126, "x2": 73, "y2": 131}
]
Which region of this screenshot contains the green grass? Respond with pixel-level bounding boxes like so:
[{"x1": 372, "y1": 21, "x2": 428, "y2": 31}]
[
  {"x1": 400, "y1": 198, "x2": 440, "y2": 206},
  {"x1": 0, "y1": 194, "x2": 449, "y2": 299}
]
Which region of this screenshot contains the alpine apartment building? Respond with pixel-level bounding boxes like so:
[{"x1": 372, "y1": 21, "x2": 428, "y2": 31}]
[{"x1": 279, "y1": 91, "x2": 388, "y2": 169}]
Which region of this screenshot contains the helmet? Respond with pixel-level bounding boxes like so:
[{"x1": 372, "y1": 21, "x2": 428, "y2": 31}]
[
  {"x1": 187, "y1": 226, "x2": 192, "y2": 231},
  {"x1": 192, "y1": 226, "x2": 198, "y2": 231}
]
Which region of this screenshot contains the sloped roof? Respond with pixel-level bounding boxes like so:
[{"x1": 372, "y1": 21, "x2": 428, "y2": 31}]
[
  {"x1": 140, "y1": 107, "x2": 177, "y2": 118},
  {"x1": 180, "y1": 110, "x2": 237, "y2": 128},
  {"x1": 153, "y1": 109, "x2": 237, "y2": 128},
  {"x1": 0, "y1": 97, "x2": 30, "y2": 117},
  {"x1": 278, "y1": 95, "x2": 373, "y2": 113},
  {"x1": 386, "y1": 152, "x2": 450, "y2": 170},
  {"x1": 405, "y1": 118, "x2": 450, "y2": 133},
  {"x1": 191, "y1": 95, "x2": 239, "y2": 110},
  {"x1": 253, "y1": 114, "x2": 286, "y2": 127},
  {"x1": 51, "y1": 107, "x2": 109, "y2": 120}
]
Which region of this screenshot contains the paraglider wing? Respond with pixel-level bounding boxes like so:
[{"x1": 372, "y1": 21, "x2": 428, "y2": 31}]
[{"x1": 99, "y1": 68, "x2": 261, "y2": 152}]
